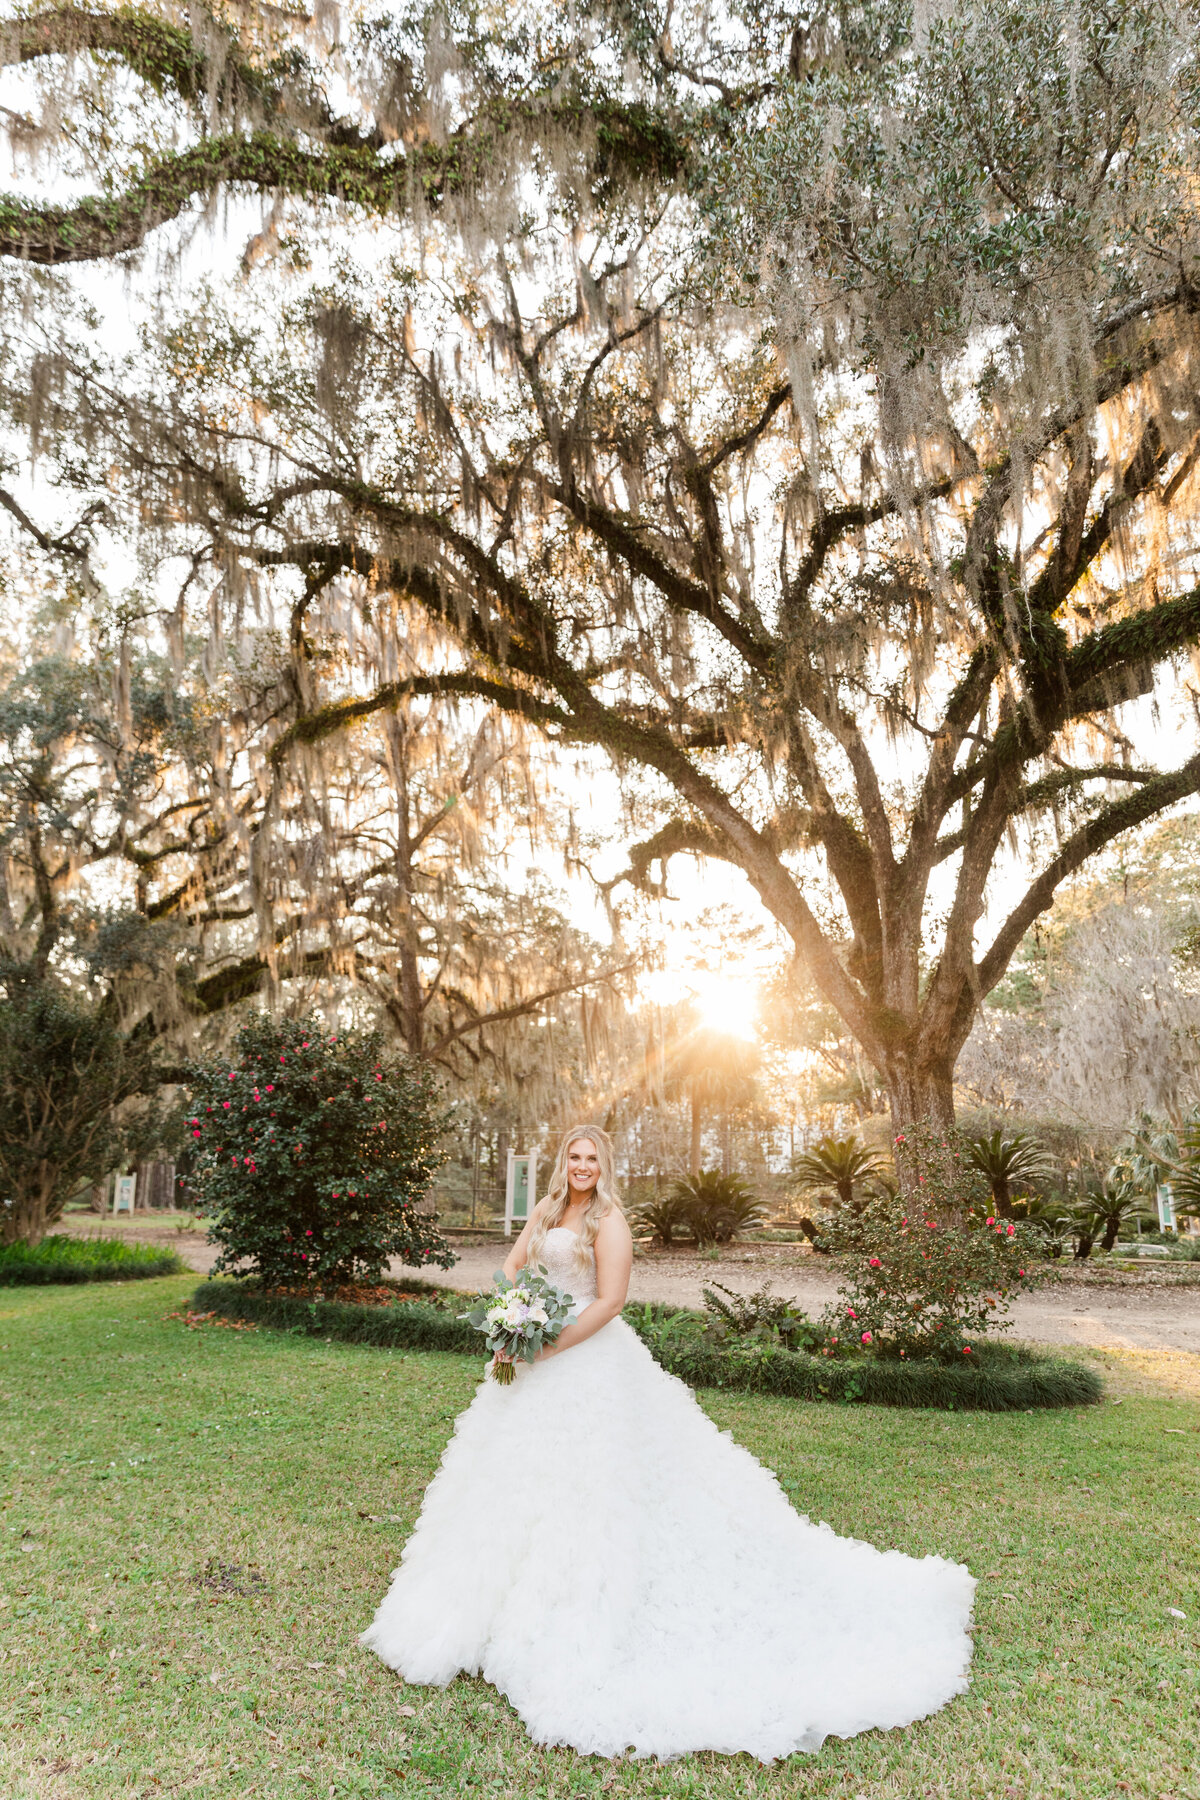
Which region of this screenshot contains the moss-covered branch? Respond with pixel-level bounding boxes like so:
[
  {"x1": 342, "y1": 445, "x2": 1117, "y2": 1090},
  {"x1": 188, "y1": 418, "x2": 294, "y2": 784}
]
[{"x1": 0, "y1": 12, "x2": 687, "y2": 266}]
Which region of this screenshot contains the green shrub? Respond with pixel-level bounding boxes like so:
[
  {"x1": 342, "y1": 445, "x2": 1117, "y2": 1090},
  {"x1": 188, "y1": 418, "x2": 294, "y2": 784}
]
[
  {"x1": 191, "y1": 1279, "x2": 479, "y2": 1353},
  {"x1": 628, "y1": 1193, "x2": 691, "y2": 1246},
  {"x1": 701, "y1": 1281, "x2": 824, "y2": 1351},
  {"x1": 186, "y1": 1014, "x2": 454, "y2": 1287},
  {"x1": 0, "y1": 1235, "x2": 185, "y2": 1284},
  {"x1": 195, "y1": 1282, "x2": 1103, "y2": 1410},
  {"x1": 630, "y1": 1319, "x2": 1101, "y2": 1410},
  {"x1": 669, "y1": 1172, "x2": 766, "y2": 1244},
  {"x1": 790, "y1": 1135, "x2": 887, "y2": 1213},
  {"x1": 819, "y1": 1124, "x2": 1048, "y2": 1360}
]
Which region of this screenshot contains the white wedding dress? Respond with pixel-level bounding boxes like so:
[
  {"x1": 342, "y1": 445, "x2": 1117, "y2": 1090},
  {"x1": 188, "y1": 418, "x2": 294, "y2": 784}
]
[{"x1": 361, "y1": 1227, "x2": 975, "y2": 1761}]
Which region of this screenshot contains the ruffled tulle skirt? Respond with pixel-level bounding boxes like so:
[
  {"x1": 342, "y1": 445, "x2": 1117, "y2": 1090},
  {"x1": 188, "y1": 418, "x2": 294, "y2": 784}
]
[{"x1": 360, "y1": 1317, "x2": 975, "y2": 1761}]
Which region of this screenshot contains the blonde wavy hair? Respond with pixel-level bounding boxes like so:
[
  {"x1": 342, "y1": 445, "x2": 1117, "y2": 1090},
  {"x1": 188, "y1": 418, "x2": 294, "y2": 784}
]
[{"x1": 526, "y1": 1125, "x2": 621, "y2": 1270}]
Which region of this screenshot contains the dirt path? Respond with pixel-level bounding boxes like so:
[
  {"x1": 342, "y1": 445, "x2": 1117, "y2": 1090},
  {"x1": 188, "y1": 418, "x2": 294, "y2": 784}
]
[{"x1": 61, "y1": 1217, "x2": 1200, "y2": 1356}]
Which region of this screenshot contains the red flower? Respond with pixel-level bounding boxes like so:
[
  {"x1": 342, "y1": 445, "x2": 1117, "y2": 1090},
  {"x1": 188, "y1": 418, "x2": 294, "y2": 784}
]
[
  {"x1": 868, "y1": 1256, "x2": 881, "y2": 1268},
  {"x1": 223, "y1": 1100, "x2": 231, "y2": 1109},
  {"x1": 963, "y1": 1345, "x2": 972, "y2": 1355},
  {"x1": 986, "y1": 1216, "x2": 995, "y2": 1226},
  {"x1": 192, "y1": 1130, "x2": 201, "y2": 1139},
  {"x1": 846, "y1": 1307, "x2": 857, "y2": 1319},
  {"x1": 861, "y1": 1331, "x2": 872, "y2": 1344}
]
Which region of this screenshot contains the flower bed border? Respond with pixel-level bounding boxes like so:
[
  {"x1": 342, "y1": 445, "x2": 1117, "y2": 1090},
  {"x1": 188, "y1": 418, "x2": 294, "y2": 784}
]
[
  {"x1": 193, "y1": 1281, "x2": 1102, "y2": 1410},
  {"x1": 0, "y1": 1238, "x2": 186, "y2": 1285}
]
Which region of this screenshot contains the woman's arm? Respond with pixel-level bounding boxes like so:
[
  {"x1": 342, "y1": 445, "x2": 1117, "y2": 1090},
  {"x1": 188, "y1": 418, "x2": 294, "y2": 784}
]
[
  {"x1": 538, "y1": 1209, "x2": 633, "y2": 1360},
  {"x1": 500, "y1": 1205, "x2": 544, "y2": 1283}
]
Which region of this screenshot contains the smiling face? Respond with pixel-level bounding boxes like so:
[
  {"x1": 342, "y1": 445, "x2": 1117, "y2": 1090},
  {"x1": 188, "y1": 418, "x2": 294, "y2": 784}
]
[{"x1": 565, "y1": 1137, "x2": 602, "y2": 1202}]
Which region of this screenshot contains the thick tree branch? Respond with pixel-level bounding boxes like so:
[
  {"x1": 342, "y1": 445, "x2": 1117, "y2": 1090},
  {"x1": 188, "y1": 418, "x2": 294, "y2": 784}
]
[
  {"x1": 974, "y1": 751, "x2": 1200, "y2": 1002},
  {"x1": 0, "y1": 88, "x2": 685, "y2": 263}
]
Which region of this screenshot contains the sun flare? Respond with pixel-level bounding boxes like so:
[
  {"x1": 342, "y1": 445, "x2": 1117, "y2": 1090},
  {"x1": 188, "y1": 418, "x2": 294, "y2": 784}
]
[{"x1": 688, "y1": 972, "x2": 760, "y2": 1042}]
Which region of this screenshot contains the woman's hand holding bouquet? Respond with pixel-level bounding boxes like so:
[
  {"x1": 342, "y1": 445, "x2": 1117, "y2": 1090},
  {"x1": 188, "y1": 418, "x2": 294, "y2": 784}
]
[{"x1": 460, "y1": 1266, "x2": 575, "y2": 1383}]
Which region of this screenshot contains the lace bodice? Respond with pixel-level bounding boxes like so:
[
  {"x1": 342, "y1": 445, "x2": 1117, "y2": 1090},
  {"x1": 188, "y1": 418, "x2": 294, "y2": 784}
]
[{"x1": 535, "y1": 1225, "x2": 596, "y2": 1305}]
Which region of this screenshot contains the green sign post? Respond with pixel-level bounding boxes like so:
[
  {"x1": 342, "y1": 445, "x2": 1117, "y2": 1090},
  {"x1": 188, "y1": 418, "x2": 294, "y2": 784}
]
[{"x1": 504, "y1": 1151, "x2": 538, "y2": 1236}]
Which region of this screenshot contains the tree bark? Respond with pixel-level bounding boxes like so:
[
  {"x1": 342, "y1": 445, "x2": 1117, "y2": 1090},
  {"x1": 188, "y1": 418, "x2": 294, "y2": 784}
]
[
  {"x1": 884, "y1": 1055, "x2": 957, "y2": 1136},
  {"x1": 1, "y1": 1169, "x2": 56, "y2": 1245}
]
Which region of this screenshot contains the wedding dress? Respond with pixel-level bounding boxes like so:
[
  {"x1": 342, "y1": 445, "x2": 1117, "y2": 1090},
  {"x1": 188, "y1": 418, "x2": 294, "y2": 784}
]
[{"x1": 361, "y1": 1227, "x2": 975, "y2": 1761}]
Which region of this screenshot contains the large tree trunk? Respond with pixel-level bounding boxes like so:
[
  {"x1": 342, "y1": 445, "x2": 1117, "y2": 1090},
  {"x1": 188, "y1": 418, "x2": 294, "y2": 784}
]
[
  {"x1": 884, "y1": 1054, "x2": 956, "y2": 1136},
  {"x1": 1, "y1": 1168, "x2": 57, "y2": 1246},
  {"x1": 690, "y1": 1093, "x2": 703, "y2": 1177}
]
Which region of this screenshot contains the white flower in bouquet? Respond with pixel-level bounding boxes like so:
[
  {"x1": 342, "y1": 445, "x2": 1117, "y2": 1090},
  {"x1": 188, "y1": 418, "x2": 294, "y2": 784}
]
[{"x1": 460, "y1": 1264, "x2": 575, "y2": 1384}]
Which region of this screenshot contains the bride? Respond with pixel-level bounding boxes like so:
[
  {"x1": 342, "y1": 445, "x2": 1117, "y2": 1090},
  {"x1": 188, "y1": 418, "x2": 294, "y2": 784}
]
[{"x1": 361, "y1": 1125, "x2": 975, "y2": 1762}]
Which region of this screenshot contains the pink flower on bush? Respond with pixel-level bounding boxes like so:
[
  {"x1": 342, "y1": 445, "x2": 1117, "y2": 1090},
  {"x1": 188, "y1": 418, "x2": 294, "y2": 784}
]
[
  {"x1": 192, "y1": 1129, "x2": 201, "y2": 1139},
  {"x1": 868, "y1": 1256, "x2": 881, "y2": 1267},
  {"x1": 986, "y1": 1216, "x2": 995, "y2": 1226},
  {"x1": 223, "y1": 1099, "x2": 231, "y2": 1109},
  {"x1": 846, "y1": 1307, "x2": 857, "y2": 1319},
  {"x1": 305, "y1": 1229, "x2": 313, "y2": 1237},
  {"x1": 963, "y1": 1345, "x2": 972, "y2": 1355},
  {"x1": 265, "y1": 1084, "x2": 274, "y2": 1092},
  {"x1": 1006, "y1": 1223, "x2": 1015, "y2": 1235},
  {"x1": 861, "y1": 1331, "x2": 872, "y2": 1344},
  {"x1": 228, "y1": 1072, "x2": 236, "y2": 1080}
]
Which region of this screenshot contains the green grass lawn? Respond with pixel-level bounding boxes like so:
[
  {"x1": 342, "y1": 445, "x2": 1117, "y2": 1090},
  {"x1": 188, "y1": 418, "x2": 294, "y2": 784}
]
[{"x1": 2, "y1": 1277, "x2": 1197, "y2": 1800}]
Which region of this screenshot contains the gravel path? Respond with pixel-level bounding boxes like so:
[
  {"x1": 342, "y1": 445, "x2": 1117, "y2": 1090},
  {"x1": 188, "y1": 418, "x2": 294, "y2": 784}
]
[
  {"x1": 423, "y1": 1244, "x2": 1200, "y2": 1356},
  {"x1": 60, "y1": 1219, "x2": 1200, "y2": 1354}
]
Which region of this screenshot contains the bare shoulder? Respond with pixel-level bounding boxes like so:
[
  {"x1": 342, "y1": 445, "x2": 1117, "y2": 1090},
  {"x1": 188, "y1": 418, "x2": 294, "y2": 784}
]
[{"x1": 597, "y1": 1205, "x2": 633, "y2": 1247}]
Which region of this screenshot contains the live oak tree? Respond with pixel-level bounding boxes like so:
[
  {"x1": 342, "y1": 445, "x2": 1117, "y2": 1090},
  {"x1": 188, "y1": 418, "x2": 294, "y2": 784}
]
[
  {"x1": 0, "y1": 578, "x2": 627, "y2": 1070},
  {"x1": 5, "y1": 0, "x2": 1200, "y2": 1132}
]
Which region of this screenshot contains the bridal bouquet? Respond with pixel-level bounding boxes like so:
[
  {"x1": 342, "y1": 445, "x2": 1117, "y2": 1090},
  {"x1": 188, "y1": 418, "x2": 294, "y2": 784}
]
[{"x1": 460, "y1": 1265, "x2": 575, "y2": 1383}]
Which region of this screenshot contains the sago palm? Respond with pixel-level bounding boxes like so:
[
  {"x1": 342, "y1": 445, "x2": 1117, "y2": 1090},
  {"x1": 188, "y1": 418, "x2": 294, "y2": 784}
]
[
  {"x1": 790, "y1": 1137, "x2": 885, "y2": 1214},
  {"x1": 966, "y1": 1130, "x2": 1054, "y2": 1218}
]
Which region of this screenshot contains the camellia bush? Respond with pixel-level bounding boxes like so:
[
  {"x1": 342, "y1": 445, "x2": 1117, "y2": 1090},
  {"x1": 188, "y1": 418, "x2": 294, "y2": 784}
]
[
  {"x1": 186, "y1": 1015, "x2": 453, "y2": 1287},
  {"x1": 818, "y1": 1126, "x2": 1047, "y2": 1361}
]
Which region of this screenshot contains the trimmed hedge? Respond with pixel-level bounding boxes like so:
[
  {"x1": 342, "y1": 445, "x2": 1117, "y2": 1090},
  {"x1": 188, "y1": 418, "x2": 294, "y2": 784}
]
[
  {"x1": 629, "y1": 1330, "x2": 1101, "y2": 1410},
  {"x1": 191, "y1": 1279, "x2": 480, "y2": 1353},
  {"x1": 0, "y1": 1235, "x2": 186, "y2": 1284},
  {"x1": 193, "y1": 1280, "x2": 1103, "y2": 1410}
]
